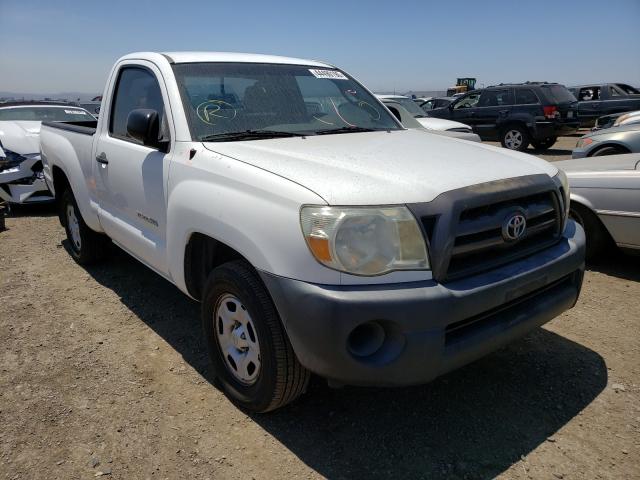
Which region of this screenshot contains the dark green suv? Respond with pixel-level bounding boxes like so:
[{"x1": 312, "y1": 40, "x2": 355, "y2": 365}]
[{"x1": 427, "y1": 82, "x2": 580, "y2": 151}]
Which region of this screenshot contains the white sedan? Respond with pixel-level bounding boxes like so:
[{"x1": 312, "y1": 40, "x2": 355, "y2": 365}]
[{"x1": 0, "y1": 102, "x2": 95, "y2": 203}]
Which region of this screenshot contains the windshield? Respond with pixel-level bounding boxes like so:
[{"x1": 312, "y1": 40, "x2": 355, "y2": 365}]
[
  {"x1": 172, "y1": 63, "x2": 401, "y2": 141},
  {"x1": 0, "y1": 106, "x2": 95, "y2": 122},
  {"x1": 384, "y1": 97, "x2": 427, "y2": 117}
]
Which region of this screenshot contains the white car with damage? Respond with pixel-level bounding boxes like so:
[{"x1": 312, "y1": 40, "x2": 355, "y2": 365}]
[
  {"x1": 0, "y1": 103, "x2": 95, "y2": 203},
  {"x1": 40, "y1": 52, "x2": 585, "y2": 412}
]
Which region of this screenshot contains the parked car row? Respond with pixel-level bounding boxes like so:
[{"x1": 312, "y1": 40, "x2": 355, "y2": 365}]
[
  {"x1": 424, "y1": 82, "x2": 580, "y2": 151},
  {"x1": 375, "y1": 95, "x2": 481, "y2": 142}
]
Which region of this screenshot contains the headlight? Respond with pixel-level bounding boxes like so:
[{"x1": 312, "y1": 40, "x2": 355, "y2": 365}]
[
  {"x1": 0, "y1": 146, "x2": 27, "y2": 170},
  {"x1": 300, "y1": 205, "x2": 429, "y2": 276},
  {"x1": 554, "y1": 170, "x2": 570, "y2": 222}
]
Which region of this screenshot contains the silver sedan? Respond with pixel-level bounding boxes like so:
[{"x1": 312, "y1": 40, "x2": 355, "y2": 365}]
[
  {"x1": 572, "y1": 124, "x2": 640, "y2": 158},
  {"x1": 555, "y1": 154, "x2": 640, "y2": 259}
]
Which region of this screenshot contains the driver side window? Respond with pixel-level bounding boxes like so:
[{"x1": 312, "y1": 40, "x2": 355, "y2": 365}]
[
  {"x1": 421, "y1": 100, "x2": 434, "y2": 111},
  {"x1": 453, "y1": 92, "x2": 481, "y2": 109},
  {"x1": 109, "y1": 67, "x2": 166, "y2": 143}
]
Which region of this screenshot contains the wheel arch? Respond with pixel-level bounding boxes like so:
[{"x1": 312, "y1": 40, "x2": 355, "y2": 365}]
[
  {"x1": 569, "y1": 196, "x2": 615, "y2": 241},
  {"x1": 586, "y1": 142, "x2": 631, "y2": 157},
  {"x1": 183, "y1": 232, "x2": 251, "y2": 301}
]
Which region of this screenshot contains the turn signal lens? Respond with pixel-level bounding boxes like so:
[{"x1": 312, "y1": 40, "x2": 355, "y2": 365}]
[{"x1": 576, "y1": 137, "x2": 593, "y2": 148}]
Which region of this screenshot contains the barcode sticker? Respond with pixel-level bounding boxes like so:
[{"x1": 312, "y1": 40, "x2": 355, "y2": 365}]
[{"x1": 309, "y1": 69, "x2": 348, "y2": 80}]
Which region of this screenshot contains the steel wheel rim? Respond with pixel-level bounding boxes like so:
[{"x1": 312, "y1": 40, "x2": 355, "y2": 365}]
[
  {"x1": 214, "y1": 293, "x2": 261, "y2": 385},
  {"x1": 505, "y1": 130, "x2": 523, "y2": 149},
  {"x1": 66, "y1": 204, "x2": 82, "y2": 251}
]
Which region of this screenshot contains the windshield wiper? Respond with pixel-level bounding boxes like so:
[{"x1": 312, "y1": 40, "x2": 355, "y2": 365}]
[
  {"x1": 201, "y1": 130, "x2": 309, "y2": 142},
  {"x1": 315, "y1": 126, "x2": 381, "y2": 135}
]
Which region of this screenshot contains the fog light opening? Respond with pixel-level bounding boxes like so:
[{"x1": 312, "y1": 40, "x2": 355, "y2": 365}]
[{"x1": 347, "y1": 321, "x2": 386, "y2": 358}]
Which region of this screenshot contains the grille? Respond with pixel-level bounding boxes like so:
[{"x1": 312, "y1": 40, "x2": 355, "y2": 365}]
[
  {"x1": 431, "y1": 190, "x2": 562, "y2": 281},
  {"x1": 444, "y1": 273, "x2": 575, "y2": 347}
]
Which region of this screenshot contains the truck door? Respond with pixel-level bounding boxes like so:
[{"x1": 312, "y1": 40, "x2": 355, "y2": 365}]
[{"x1": 93, "y1": 62, "x2": 173, "y2": 275}]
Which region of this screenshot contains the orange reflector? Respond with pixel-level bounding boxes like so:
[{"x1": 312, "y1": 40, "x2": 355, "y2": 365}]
[{"x1": 307, "y1": 236, "x2": 332, "y2": 262}]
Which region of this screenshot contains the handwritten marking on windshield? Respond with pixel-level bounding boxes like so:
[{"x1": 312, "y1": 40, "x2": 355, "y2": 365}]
[{"x1": 196, "y1": 100, "x2": 237, "y2": 125}]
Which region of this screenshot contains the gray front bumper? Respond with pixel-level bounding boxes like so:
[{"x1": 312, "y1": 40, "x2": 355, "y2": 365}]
[{"x1": 260, "y1": 220, "x2": 585, "y2": 387}]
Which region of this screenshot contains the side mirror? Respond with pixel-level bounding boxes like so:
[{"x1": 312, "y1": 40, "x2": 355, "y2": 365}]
[{"x1": 127, "y1": 109, "x2": 161, "y2": 148}]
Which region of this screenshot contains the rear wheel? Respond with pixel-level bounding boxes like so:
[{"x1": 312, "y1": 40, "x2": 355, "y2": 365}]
[
  {"x1": 60, "y1": 189, "x2": 109, "y2": 265},
  {"x1": 590, "y1": 145, "x2": 628, "y2": 157},
  {"x1": 202, "y1": 260, "x2": 309, "y2": 412},
  {"x1": 532, "y1": 137, "x2": 557, "y2": 150},
  {"x1": 569, "y1": 202, "x2": 609, "y2": 260},
  {"x1": 501, "y1": 125, "x2": 530, "y2": 151}
]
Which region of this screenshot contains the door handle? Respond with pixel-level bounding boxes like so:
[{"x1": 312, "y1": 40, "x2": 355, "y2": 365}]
[{"x1": 96, "y1": 152, "x2": 109, "y2": 165}]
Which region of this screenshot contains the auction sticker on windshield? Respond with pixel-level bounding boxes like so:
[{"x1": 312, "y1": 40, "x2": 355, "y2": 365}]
[{"x1": 309, "y1": 69, "x2": 348, "y2": 80}]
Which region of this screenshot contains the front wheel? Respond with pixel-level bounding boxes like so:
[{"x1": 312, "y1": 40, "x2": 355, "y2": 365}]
[
  {"x1": 501, "y1": 126, "x2": 530, "y2": 151},
  {"x1": 202, "y1": 260, "x2": 310, "y2": 412},
  {"x1": 60, "y1": 189, "x2": 109, "y2": 265}
]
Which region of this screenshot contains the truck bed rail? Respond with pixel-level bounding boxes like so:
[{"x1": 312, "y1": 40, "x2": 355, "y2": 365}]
[{"x1": 42, "y1": 120, "x2": 97, "y2": 136}]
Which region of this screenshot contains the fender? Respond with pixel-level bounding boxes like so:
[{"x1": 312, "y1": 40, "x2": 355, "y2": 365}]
[
  {"x1": 569, "y1": 191, "x2": 596, "y2": 211},
  {"x1": 586, "y1": 140, "x2": 632, "y2": 156},
  {"x1": 165, "y1": 157, "x2": 342, "y2": 294}
]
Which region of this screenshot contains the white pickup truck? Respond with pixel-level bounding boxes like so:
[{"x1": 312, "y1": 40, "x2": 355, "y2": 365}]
[{"x1": 40, "y1": 52, "x2": 585, "y2": 412}]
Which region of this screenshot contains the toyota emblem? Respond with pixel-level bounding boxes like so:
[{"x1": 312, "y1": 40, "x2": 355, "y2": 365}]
[{"x1": 502, "y1": 212, "x2": 527, "y2": 241}]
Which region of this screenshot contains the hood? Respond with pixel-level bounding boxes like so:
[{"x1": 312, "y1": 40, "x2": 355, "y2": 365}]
[
  {"x1": 416, "y1": 117, "x2": 470, "y2": 131},
  {"x1": 0, "y1": 121, "x2": 42, "y2": 154},
  {"x1": 203, "y1": 129, "x2": 558, "y2": 205},
  {"x1": 555, "y1": 153, "x2": 640, "y2": 173}
]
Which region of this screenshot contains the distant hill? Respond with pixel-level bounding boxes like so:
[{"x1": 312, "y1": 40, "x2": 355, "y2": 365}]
[{"x1": 0, "y1": 91, "x2": 100, "y2": 103}]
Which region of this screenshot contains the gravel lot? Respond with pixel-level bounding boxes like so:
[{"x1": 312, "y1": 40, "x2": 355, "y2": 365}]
[{"x1": 1, "y1": 137, "x2": 639, "y2": 479}]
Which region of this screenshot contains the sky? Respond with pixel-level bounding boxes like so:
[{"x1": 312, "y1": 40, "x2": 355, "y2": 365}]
[{"x1": 1, "y1": 0, "x2": 639, "y2": 95}]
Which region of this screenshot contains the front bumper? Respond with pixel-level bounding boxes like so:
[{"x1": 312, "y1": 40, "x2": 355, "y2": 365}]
[
  {"x1": 261, "y1": 220, "x2": 585, "y2": 387},
  {"x1": 0, "y1": 155, "x2": 54, "y2": 204},
  {"x1": 571, "y1": 147, "x2": 589, "y2": 159}
]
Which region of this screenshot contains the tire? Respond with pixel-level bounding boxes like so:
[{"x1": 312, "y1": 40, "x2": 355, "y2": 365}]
[
  {"x1": 569, "y1": 202, "x2": 609, "y2": 261},
  {"x1": 60, "y1": 189, "x2": 109, "y2": 265},
  {"x1": 590, "y1": 145, "x2": 628, "y2": 157},
  {"x1": 202, "y1": 260, "x2": 310, "y2": 412},
  {"x1": 501, "y1": 125, "x2": 530, "y2": 151},
  {"x1": 532, "y1": 137, "x2": 557, "y2": 150}
]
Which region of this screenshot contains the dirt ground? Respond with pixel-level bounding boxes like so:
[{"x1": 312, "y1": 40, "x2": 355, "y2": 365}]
[{"x1": 1, "y1": 139, "x2": 639, "y2": 479}]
